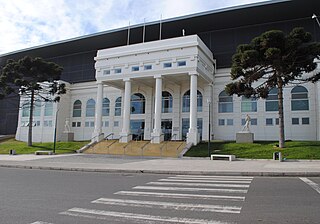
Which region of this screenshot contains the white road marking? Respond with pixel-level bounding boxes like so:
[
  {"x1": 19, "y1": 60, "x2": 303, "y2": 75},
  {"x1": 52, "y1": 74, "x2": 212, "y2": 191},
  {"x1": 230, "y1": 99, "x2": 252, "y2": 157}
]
[
  {"x1": 133, "y1": 185, "x2": 248, "y2": 193},
  {"x1": 115, "y1": 191, "x2": 245, "y2": 201},
  {"x1": 158, "y1": 178, "x2": 252, "y2": 184},
  {"x1": 92, "y1": 198, "x2": 242, "y2": 214},
  {"x1": 61, "y1": 207, "x2": 235, "y2": 224},
  {"x1": 168, "y1": 176, "x2": 253, "y2": 181},
  {"x1": 299, "y1": 177, "x2": 320, "y2": 194},
  {"x1": 30, "y1": 222, "x2": 54, "y2": 224},
  {"x1": 176, "y1": 175, "x2": 253, "y2": 179},
  {"x1": 148, "y1": 181, "x2": 250, "y2": 188}
]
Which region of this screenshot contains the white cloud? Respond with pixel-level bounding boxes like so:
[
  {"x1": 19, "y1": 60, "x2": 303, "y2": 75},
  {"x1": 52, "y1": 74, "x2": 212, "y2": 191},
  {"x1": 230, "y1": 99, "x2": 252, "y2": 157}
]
[{"x1": 0, "y1": 0, "x2": 268, "y2": 55}]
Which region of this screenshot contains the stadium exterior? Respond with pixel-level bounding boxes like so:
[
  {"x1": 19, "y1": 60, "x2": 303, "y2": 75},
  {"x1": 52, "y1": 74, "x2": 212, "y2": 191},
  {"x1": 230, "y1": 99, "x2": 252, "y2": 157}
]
[{"x1": 1, "y1": 0, "x2": 320, "y2": 144}]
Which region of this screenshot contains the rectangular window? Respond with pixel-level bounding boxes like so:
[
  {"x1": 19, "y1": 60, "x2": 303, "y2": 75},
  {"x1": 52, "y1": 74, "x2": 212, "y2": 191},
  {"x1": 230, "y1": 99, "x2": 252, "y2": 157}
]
[
  {"x1": 144, "y1": 65, "x2": 152, "y2": 70},
  {"x1": 163, "y1": 62, "x2": 172, "y2": 68},
  {"x1": 77, "y1": 122, "x2": 81, "y2": 127},
  {"x1": 275, "y1": 118, "x2": 279, "y2": 125},
  {"x1": 227, "y1": 119, "x2": 233, "y2": 126},
  {"x1": 244, "y1": 118, "x2": 257, "y2": 125},
  {"x1": 90, "y1": 121, "x2": 94, "y2": 127},
  {"x1": 114, "y1": 121, "x2": 119, "y2": 127},
  {"x1": 132, "y1": 66, "x2": 139, "y2": 72},
  {"x1": 177, "y1": 61, "x2": 186, "y2": 66},
  {"x1": 266, "y1": 118, "x2": 273, "y2": 126},
  {"x1": 43, "y1": 120, "x2": 53, "y2": 127},
  {"x1": 104, "y1": 121, "x2": 109, "y2": 127},
  {"x1": 302, "y1": 117, "x2": 310, "y2": 125},
  {"x1": 72, "y1": 122, "x2": 76, "y2": 127},
  {"x1": 292, "y1": 118, "x2": 299, "y2": 125},
  {"x1": 85, "y1": 121, "x2": 89, "y2": 127},
  {"x1": 251, "y1": 118, "x2": 257, "y2": 125},
  {"x1": 218, "y1": 119, "x2": 225, "y2": 126},
  {"x1": 103, "y1": 70, "x2": 110, "y2": 75},
  {"x1": 266, "y1": 101, "x2": 278, "y2": 111},
  {"x1": 114, "y1": 68, "x2": 122, "y2": 74}
]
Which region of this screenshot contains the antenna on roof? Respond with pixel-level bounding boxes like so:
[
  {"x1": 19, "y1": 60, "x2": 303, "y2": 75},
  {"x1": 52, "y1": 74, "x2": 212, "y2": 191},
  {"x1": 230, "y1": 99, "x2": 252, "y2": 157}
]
[
  {"x1": 159, "y1": 14, "x2": 162, "y2": 40},
  {"x1": 127, "y1": 21, "x2": 130, "y2": 45},
  {"x1": 182, "y1": 29, "x2": 185, "y2": 36},
  {"x1": 142, "y1": 18, "x2": 146, "y2": 43}
]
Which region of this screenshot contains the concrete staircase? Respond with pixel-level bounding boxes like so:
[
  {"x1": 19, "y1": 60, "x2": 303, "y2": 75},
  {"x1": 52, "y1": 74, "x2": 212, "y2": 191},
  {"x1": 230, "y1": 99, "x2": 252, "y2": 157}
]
[{"x1": 84, "y1": 139, "x2": 187, "y2": 158}]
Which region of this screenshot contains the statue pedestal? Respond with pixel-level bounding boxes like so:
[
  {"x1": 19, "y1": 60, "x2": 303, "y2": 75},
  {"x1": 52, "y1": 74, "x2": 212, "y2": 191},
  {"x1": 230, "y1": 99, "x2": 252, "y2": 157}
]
[
  {"x1": 236, "y1": 132, "x2": 254, "y2": 143},
  {"x1": 61, "y1": 132, "x2": 74, "y2": 142}
]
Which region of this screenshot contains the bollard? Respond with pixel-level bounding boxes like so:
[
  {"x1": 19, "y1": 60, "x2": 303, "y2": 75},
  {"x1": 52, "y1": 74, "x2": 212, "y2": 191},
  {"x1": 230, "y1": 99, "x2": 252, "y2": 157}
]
[
  {"x1": 273, "y1": 152, "x2": 282, "y2": 162},
  {"x1": 9, "y1": 149, "x2": 16, "y2": 155}
]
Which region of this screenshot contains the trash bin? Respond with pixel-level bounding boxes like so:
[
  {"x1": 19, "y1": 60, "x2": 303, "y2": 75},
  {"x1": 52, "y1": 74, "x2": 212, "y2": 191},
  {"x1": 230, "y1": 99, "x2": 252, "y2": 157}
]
[
  {"x1": 273, "y1": 152, "x2": 282, "y2": 161},
  {"x1": 9, "y1": 149, "x2": 16, "y2": 155}
]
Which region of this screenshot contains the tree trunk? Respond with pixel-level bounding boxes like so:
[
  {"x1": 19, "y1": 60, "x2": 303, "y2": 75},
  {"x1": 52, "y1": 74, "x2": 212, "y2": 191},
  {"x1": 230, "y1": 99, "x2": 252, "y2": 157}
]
[
  {"x1": 28, "y1": 90, "x2": 34, "y2": 147},
  {"x1": 278, "y1": 80, "x2": 285, "y2": 148}
]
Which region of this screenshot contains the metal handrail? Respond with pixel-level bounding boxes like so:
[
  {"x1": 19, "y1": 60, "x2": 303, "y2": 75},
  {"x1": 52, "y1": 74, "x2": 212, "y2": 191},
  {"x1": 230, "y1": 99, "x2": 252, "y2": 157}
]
[
  {"x1": 122, "y1": 134, "x2": 133, "y2": 155},
  {"x1": 104, "y1": 133, "x2": 114, "y2": 140},
  {"x1": 170, "y1": 134, "x2": 177, "y2": 141}
]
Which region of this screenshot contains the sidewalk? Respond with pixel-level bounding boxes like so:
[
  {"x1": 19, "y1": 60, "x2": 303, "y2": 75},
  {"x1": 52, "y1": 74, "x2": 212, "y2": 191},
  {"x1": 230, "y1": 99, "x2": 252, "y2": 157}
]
[{"x1": 0, "y1": 153, "x2": 319, "y2": 176}]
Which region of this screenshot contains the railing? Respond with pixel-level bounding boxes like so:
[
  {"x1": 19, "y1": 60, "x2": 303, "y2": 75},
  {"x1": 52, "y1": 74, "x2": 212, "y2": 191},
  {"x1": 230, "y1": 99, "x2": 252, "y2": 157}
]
[
  {"x1": 104, "y1": 133, "x2": 114, "y2": 140},
  {"x1": 170, "y1": 134, "x2": 177, "y2": 141},
  {"x1": 122, "y1": 134, "x2": 133, "y2": 155}
]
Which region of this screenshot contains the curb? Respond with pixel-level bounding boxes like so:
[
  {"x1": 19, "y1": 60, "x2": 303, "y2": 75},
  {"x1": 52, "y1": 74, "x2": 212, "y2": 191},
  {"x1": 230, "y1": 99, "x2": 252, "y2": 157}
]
[{"x1": 0, "y1": 164, "x2": 319, "y2": 177}]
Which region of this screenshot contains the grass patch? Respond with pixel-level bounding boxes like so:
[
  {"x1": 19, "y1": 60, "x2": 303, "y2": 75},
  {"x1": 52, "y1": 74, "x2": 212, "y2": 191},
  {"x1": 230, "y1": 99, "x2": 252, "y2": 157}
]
[
  {"x1": 185, "y1": 141, "x2": 320, "y2": 160},
  {"x1": 0, "y1": 138, "x2": 89, "y2": 154}
]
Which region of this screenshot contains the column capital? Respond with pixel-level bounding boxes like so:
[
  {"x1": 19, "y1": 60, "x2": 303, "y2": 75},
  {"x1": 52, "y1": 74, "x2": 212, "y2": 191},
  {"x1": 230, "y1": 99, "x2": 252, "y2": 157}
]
[
  {"x1": 123, "y1": 78, "x2": 131, "y2": 82},
  {"x1": 154, "y1": 74, "x2": 162, "y2": 79},
  {"x1": 188, "y1": 72, "x2": 199, "y2": 76}
]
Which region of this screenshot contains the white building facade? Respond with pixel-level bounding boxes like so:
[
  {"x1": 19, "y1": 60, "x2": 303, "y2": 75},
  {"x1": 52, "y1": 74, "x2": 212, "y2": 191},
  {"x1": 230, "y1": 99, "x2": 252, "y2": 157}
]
[{"x1": 15, "y1": 35, "x2": 320, "y2": 144}]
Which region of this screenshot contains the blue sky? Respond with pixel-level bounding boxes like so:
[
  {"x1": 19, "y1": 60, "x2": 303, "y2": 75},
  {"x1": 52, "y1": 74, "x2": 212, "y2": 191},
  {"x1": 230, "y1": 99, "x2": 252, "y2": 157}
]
[{"x1": 0, "y1": 0, "x2": 269, "y2": 55}]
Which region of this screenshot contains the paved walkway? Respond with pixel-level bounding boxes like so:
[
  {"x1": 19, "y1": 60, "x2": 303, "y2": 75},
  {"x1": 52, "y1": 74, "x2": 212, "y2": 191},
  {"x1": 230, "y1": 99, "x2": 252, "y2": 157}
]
[{"x1": 0, "y1": 153, "x2": 319, "y2": 176}]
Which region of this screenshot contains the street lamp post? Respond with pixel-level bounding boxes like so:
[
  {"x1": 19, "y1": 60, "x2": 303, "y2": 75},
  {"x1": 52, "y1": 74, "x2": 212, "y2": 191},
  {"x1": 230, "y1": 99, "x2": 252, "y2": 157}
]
[
  {"x1": 312, "y1": 14, "x2": 320, "y2": 28},
  {"x1": 207, "y1": 98, "x2": 211, "y2": 158},
  {"x1": 53, "y1": 107, "x2": 59, "y2": 154}
]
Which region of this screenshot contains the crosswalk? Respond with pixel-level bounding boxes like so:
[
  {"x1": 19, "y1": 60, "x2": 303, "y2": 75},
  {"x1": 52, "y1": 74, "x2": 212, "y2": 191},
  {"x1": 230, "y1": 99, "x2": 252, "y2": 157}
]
[{"x1": 32, "y1": 175, "x2": 254, "y2": 224}]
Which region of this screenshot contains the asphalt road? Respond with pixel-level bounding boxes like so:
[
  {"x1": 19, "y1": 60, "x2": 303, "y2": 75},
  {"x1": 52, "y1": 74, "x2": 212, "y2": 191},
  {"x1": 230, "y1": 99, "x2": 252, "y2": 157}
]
[{"x1": 0, "y1": 167, "x2": 319, "y2": 224}]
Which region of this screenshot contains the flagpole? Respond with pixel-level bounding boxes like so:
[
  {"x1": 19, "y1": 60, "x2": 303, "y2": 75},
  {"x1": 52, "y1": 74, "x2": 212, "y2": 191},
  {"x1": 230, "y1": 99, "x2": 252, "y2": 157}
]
[
  {"x1": 143, "y1": 18, "x2": 146, "y2": 43},
  {"x1": 159, "y1": 14, "x2": 162, "y2": 40},
  {"x1": 127, "y1": 21, "x2": 130, "y2": 45}
]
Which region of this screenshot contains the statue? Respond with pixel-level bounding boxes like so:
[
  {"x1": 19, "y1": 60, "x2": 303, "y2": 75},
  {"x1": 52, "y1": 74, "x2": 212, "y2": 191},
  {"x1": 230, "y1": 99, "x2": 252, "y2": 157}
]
[
  {"x1": 64, "y1": 118, "x2": 71, "y2": 133},
  {"x1": 242, "y1": 114, "x2": 251, "y2": 132}
]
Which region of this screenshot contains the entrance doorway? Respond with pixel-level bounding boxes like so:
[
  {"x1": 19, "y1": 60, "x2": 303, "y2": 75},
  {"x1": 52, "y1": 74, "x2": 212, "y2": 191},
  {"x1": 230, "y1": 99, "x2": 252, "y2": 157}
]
[
  {"x1": 181, "y1": 118, "x2": 203, "y2": 141},
  {"x1": 161, "y1": 119, "x2": 172, "y2": 141},
  {"x1": 130, "y1": 119, "x2": 145, "y2": 140}
]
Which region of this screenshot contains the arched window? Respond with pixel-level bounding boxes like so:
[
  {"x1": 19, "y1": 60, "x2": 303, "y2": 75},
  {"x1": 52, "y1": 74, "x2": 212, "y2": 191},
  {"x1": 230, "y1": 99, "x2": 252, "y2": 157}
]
[
  {"x1": 73, "y1": 100, "x2": 82, "y2": 117},
  {"x1": 44, "y1": 102, "x2": 53, "y2": 116},
  {"x1": 162, "y1": 91, "x2": 173, "y2": 113},
  {"x1": 22, "y1": 101, "x2": 30, "y2": 117},
  {"x1": 86, "y1": 99, "x2": 95, "y2": 117},
  {"x1": 115, "y1": 97, "x2": 122, "y2": 116},
  {"x1": 265, "y1": 88, "x2": 278, "y2": 111},
  {"x1": 102, "y1": 98, "x2": 110, "y2": 116},
  {"x1": 241, "y1": 96, "x2": 257, "y2": 112},
  {"x1": 182, "y1": 90, "x2": 203, "y2": 112},
  {"x1": 291, "y1": 86, "x2": 309, "y2": 111},
  {"x1": 218, "y1": 91, "x2": 233, "y2": 113},
  {"x1": 131, "y1": 93, "x2": 145, "y2": 114}
]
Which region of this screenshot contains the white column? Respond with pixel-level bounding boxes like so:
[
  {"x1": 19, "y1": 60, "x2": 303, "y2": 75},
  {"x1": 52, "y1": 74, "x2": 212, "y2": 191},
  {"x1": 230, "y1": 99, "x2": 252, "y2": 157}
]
[
  {"x1": 120, "y1": 79, "x2": 132, "y2": 143},
  {"x1": 92, "y1": 82, "x2": 104, "y2": 142},
  {"x1": 187, "y1": 73, "x2": 199, "y2": 145},
  {"x1": 151, "y1": 75, "x2": 164, "y2": 143}
]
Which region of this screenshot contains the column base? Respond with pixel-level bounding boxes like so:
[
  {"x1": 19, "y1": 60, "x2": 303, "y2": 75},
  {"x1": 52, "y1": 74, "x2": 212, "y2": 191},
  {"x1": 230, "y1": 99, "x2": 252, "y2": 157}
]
[
  {"x1": 91, "y1": 132, "x2": 104, "y2": 143},
  {"x1": 119, "y1": 132, "x2": 132, "y2": 143},
  {"x1": 150, "y1": 132, "x2": 164, "y2": 144},
  {"x1": 187, "y1": 129, "x2": 199, "y2": 145}
]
